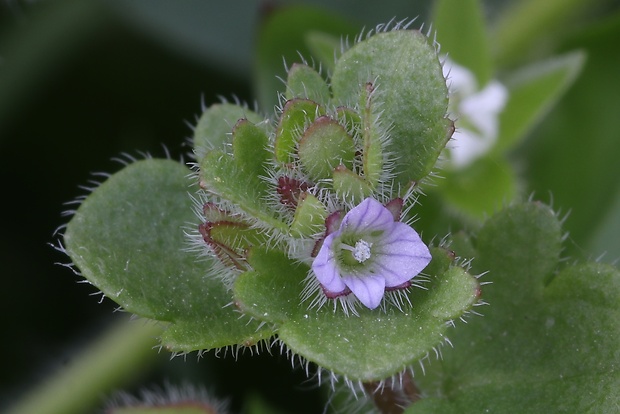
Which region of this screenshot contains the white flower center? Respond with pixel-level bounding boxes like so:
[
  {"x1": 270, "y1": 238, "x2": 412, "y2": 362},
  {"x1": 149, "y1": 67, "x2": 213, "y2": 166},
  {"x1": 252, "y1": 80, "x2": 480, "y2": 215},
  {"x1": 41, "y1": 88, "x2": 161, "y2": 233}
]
[
  {"x1": 352, "y1": 239, "x2": 373, "y2": 263},
  {"x1": 340, "y1": 239, "x2": 373, "y2": 264}
]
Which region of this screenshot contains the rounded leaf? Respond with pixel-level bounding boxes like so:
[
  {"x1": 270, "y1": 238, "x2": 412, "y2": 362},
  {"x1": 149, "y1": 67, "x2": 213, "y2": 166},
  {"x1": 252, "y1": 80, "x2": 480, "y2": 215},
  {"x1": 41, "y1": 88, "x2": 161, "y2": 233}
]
[
  {"x1": 332, "y1": 30, "x2": 451, "y2": 185},
  {"x1": 298, "y1": 116, "x2": 355, "y2": 181},
  {"x1": 63, "y1": 159, "x2": 274, "y2": 352},
  {"x1": 234, "y1": 248, "x2": 479, "y2": 381}
]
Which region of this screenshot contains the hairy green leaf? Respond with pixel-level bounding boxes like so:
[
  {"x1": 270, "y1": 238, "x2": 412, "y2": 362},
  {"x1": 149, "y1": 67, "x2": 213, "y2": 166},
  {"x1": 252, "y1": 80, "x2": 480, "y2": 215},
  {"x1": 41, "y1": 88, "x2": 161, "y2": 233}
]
[
  {"x1": 332, "y1": 30, "x2": 451, "y2": 185},
  {"x1": 412, "y1": 202, "x2": 620, "y2": 413},
  {"x1": 234, "y1": 247, "x2": 479, "y2": 382},
  {"x1": 193, "y1": 103, "x2": 264, "y2": 162},
  {"x1": 63, "y1": 159, "x2": 273, "y2": 352}
]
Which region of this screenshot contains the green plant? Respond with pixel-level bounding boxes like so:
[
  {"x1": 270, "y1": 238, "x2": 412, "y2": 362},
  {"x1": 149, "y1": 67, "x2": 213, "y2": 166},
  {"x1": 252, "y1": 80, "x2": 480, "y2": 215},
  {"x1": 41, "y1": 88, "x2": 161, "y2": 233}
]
[{"x1": 7, "y1": 1, "x2": 619, "y2": 413}]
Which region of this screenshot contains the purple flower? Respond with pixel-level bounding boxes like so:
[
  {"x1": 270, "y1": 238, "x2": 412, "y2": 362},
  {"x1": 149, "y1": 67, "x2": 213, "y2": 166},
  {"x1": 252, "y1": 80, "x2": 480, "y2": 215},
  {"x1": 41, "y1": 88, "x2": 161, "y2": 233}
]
[{"x1": 311, "y1": 198, "x2": 432, "y2": 309}]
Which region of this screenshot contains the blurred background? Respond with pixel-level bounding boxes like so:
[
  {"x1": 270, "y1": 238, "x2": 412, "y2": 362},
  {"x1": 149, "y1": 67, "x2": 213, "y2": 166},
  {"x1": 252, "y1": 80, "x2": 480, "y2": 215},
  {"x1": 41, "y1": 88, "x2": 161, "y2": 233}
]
[{"x1": 1, "y1": 0, "x2": 619, "y2": 412}]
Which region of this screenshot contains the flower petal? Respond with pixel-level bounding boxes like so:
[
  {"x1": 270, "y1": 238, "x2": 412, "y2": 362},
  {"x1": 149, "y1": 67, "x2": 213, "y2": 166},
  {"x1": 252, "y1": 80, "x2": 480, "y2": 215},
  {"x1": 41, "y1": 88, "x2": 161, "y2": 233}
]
[
  {"x1": 374, "y1": 222, "x2": 432, "y2": 287},
  {"x1": 310, "y1": 197, "x2": 433, "y2": 311},
  {"x1": 443, "y1": 57, "x2": 508, "y2": 168},
  {"x1": 449, "y1": 128, "x2": 493, "y2": 168},
  {"x1": 312, "y1": 233, "x2": 347, "y2": 293},
  {"x1": 340, "y1": 197, "x2": 394, "y2": 234},
  {"x1": 443, "y1": 58, "x2": 478, "y2": 96},
  {"x1": 342, "y1": 273, "x2": 386, "y2": 309},
  {"x1": 461, "y1": 80, "x2": 508, "y2": 136}
]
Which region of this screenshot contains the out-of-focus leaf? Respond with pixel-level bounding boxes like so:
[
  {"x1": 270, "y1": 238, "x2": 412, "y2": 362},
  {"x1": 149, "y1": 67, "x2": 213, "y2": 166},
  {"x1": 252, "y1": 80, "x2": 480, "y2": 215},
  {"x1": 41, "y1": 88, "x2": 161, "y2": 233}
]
[
  {"x1": 243, "y1": 393, "x2": 288, "y2": 414},
  {"x1": 304, "y1": 31, "x2": 342, "y2": 74},
  {"x1": 496, "y1": 50, "x2": 585, "y2": 154},
  {"x1": 440, "y1": 156, "x2": 518, "y2": 222},
  {"x1": 0, "y1": 0, "x2": 112, "y2": 132},
  {"x1": 411, "y1": 202, "x2": 620, "y2": 413},
  {"x1": 432, "y1": 0, "x2": 493, "y2": 85},
  {"x1": 522, "y1": 14, "x2": 620, "y2": 257},
  {"x1": 491, "y1": 0, "x2": 603, "y2": 68},
  {"x1": 109, "y1": 0, "x2": 259, "y2": 79},
  {"x1": 111, "y1": 406, "x2": 213, "y2": 414},
  {"x1": 254, "y1": 6, "x2": 359, "y2": 112},
  {"x1": 588, "y1": 187, "x2": 620, "y2": 262}
]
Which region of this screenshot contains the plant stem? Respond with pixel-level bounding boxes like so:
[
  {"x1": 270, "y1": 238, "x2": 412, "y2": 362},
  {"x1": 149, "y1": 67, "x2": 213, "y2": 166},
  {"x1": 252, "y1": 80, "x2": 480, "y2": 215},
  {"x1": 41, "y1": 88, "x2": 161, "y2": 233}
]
[
  {"x1": 6, "y1": 318, "x2": 164, "y2": 414},
  {"x1": 363, "y1": 372, "x2": 421, "y2": 414}
]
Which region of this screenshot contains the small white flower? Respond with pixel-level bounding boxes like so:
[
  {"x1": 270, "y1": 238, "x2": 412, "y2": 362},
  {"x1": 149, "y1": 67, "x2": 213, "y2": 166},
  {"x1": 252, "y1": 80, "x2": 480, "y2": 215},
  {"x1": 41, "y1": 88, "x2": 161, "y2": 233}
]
[{"x1": 443, "y1": 58, "x2": 508, "y2": 168}]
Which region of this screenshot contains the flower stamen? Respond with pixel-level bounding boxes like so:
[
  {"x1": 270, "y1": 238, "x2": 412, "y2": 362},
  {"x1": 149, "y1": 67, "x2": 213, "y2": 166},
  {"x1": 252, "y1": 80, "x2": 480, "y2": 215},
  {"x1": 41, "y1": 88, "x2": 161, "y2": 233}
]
[
  {"x1": 340, "y1": 239, "x2": 373, "y2": 264},
  {"x1": 355, "y1": 240, "x2": 374, "y2": 263}
]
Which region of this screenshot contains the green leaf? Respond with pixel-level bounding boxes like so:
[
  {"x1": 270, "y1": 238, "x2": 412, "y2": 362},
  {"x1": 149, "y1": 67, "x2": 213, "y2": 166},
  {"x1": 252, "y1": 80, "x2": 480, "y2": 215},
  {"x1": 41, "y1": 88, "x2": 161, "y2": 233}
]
[
  {"x1": 331, "y1": 166, "x2": 374, "y2": 204},
  {"x1": 274, "y1": 98, "x2": 325, "y2": 164},
  {"x1": 334, "y1": 106, "x2": 362, "y2": 136},
  {"x1": 496, "y1": 51, "x2": 585, "y2": 154},
  {"x1": 63, "y1": 159, "x2": 273, "y2": 352},
  {"x1": 331, "y1": 30, "x2": 451, "y2": 186},
  {"x1": 193, "y1": 103, "x2": 264, "y2": 161},
  {"x1": 231, "y1": 118, "x2": 270, "y2": 179},
  {"x1": 304, "y1": 31, "x2": 342, "y2": 74},
  {"x1": 412, "y1": 202, "x2": 620, "y2": 413},
  {"x1": 289, "y1": 192, "x2": 328, "y2": 237},
  {"x1": 298, "y1": 116, "x2": 355, "y2": 181},
  {"x1": 234, "y1": 247, "x2": 479, "y2": 382},
  {"x1": 492, "y1": 0, "x2": 596, "y2": 68},
  {"x1": 439, "y1": 156, "x2": 519, "y2": 222},
  {"x1": 204, "y1": 220, "x2": 269, "y2": 266},
  {"x1": 523, "y1": 19, "x2": 620, "y2": 256},
  {"x1": 199, "y1": 151, "x2": 288, "y2": 233},
  {"x1": 359, "y1": 82, "x2": 385, "y2": 189},
  {"x1": 588, "y1": 186, "x2": 620, "y2": 262},
  {"x1": 285, "y1": 63, "x2": 331, "y2": 105},
  {"x1": 433, "y1": 0, "x2": 493, "y2": 86},
  {"x1": 475, "y1": 202, "x2": 563, "y2": 298},
  {"x1": 254, "y1": 5, "x2": 359, "y2": 112}
]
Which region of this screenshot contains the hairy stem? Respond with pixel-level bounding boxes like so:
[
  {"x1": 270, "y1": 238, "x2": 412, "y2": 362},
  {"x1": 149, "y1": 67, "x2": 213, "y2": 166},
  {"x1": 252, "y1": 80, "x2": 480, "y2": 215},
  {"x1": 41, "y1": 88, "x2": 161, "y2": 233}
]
[{"x1": 6, "y1": 318, "x2": 163, "y2": 414}]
